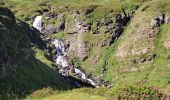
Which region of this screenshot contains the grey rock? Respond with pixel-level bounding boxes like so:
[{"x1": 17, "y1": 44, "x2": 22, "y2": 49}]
[{"x1": 151, "y1": 14, "x2": 169, "y2": 28}]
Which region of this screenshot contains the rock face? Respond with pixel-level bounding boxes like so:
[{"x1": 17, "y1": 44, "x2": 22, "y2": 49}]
[{"x1": 110, "y1": 9, "x2": 130, "y2": 44}]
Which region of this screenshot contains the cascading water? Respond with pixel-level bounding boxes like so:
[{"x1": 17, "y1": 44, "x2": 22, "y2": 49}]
[
  {"x1": 52, "y1": 39, "x2": 99, "y2": 88},
  {"x1": 52, "y1": 40, "x2": 68, "y2": 67},
  {"x1": 32, "y1": 15, "x2": 110, "y2": 88},
  {"x1": 33, "y1": 15, "x2": 43, "y2": 32}
]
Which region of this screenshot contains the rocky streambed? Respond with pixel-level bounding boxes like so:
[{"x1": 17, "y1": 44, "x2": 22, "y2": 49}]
[
  {"x1": 33, "y1": 15, "x2": 111, "y2": 88},
  {"x1": 52, "y1": 39, "x2": 112, "y2": 88}
]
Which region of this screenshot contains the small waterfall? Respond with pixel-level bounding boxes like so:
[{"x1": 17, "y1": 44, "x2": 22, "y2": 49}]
[
  {"x1": 31, "y1": 15, "x2": 111, "y2": 88},
  {"x1": 33, "y1": 16, "x2": 43, "y2": 32},
  {"x1": 52, "y1": 39, "x2": 99, "y2": 88},
  {"x1": 52, "y1": 40, "x2": 68, "y2": 67}
]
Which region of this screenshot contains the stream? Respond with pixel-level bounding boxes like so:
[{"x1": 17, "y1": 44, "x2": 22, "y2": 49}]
[
  {"x1": 52, "y1": 39, "x2": 99, "y2": 88},
  {"x1": 33, "y1": 15, "x2": 111, "y2": 88}
]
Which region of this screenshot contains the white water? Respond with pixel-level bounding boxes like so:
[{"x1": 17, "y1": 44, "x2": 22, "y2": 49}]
[
  {"x1": 74, "y1": 68, "x2": 86, "y2": 80},
  {"x1": 52, "y1": 40, "x2": 68, "y2": 67},
  {"x1": 52, "y1": 39, "x2": 98, "y2": 87},
  {"x1": 33, "y1": 16, "x2": 43, "y2": 32},
  {"x1": 74, "y1": 68, "x2": 99, "y2": 88}
]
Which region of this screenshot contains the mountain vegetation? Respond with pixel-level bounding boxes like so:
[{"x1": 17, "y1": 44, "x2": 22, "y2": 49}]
[{"x1": 1, "y1": 0, "x2": 170, "y2": 99}]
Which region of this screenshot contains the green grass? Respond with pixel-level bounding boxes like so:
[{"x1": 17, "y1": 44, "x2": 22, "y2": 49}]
[
  {"x1": 43, "y1": 90, "x2": 107, "y2": 100},
  {"x1": 0, "y1": 47, "x2": 71, "y2": 99},
  {"x1": 3, "y1": 0, "x2": 149, "y2": 22},
  {"x1": 148, "y1": 23, "x2": 170, "y2": 89},
  {"x1": 31, "y1": 82, "x2": 169, "y2": 100},
  {"x1": 2, "y1": 0, "x2": 170, "y2": 99},
  {"x1": 69, "y1": 0, "x2": 170, "y2": 89},
  {"x1": 0, "y1": 7, "x2": 71, "y2": 99},
  {"x1": 33, "y1": 47, "x2": 53, "y2": 67},
  {"x1": 26, "y1": 87, "x2": 60, "y2": 99},
  {"x1": 50, "y1": 31, "x2": 66, "y2": 40}
]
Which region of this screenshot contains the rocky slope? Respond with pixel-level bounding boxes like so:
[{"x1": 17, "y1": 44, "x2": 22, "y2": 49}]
[{"x1": 1, "y1": 0, "x2": 170, "y2": 99}]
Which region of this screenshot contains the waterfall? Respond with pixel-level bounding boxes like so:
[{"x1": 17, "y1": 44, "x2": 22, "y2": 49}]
[
  {"x1": 31, "y1": 16, "x2": 110, "y2": 88},
  {"x1": 33, "y1": 16, "x2": 43, "y2": 32},
  {"x1": 52, "y1": 40, "x2": 68, "y2": 67},
  {"x1": 52, "y1": 39, "x2": 99, "y2": 87}
]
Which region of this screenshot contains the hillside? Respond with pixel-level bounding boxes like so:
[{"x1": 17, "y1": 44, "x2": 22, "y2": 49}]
[
  {"x1": 0, "y1": 6, "x2": 71, "y2": 99},
  {"x1": 1, "y1": 0, "x2": 170, "y2": 99}
]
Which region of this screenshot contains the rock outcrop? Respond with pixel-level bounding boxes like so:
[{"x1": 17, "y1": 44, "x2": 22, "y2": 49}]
[{"x1": 110, "y1": 9, "x2": 130, "y2": 44}]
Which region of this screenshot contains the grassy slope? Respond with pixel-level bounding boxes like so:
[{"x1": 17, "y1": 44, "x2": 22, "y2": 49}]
[
  {"x1": 0, "y1": 47, "x2": 71, "y2": 99},
  {"x1": 43, "y1": 83, "x2": 169, "y2": 100},
  {"x1": 0, "y1": 6, "x2": 71, "y2": 99},
  {"x1": 2, "y1": 0, "x2": 170, "y2": 99},
  {"x1": 148, "y1": 22, "x2": 170, "y2": 89},
  {"x1": 4, "y1": 0, "x2": 168, "y2": 84},
  {"x1": 105, "y1": 0, "x2": 170, "y2": 87},
  {"x1": 43, "y1": 91, "x2": 107, "y2": 100}
]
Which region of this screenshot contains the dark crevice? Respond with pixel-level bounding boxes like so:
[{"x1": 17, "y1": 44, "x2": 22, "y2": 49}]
[{"x1": 110, "y1": 8, "x2": 131, "y2": 45}]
